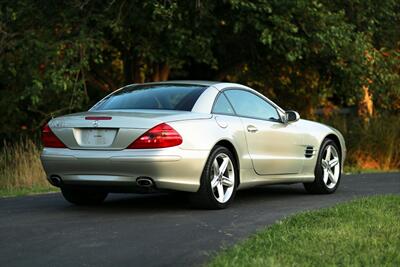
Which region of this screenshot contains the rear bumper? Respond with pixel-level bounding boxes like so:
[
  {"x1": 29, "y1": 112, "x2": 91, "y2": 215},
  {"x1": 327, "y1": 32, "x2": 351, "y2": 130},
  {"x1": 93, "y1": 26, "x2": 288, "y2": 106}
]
[{"x1": 40, "y1": 147, "x2": 209, "y2": 192}]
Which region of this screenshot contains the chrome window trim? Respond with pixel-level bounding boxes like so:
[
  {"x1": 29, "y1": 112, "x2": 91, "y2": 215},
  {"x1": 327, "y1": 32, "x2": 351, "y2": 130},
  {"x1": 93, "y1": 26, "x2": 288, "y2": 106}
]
[
  {"x1": 220, "y1": 87, "x2": 284, "y2": 123},
  {"x1": 211, "y1": 91, "x2": 237, "y2": 116}
]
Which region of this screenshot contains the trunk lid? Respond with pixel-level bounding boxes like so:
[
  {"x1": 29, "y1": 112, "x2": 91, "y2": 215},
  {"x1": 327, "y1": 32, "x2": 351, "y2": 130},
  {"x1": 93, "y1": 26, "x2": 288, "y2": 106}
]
[{"x1": 48, "y1": 110, "x2": 211, "y2": 150}]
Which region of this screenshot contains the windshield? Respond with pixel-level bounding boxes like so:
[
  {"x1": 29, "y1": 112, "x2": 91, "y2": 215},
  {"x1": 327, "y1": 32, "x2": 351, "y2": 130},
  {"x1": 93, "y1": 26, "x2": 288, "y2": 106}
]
[{"x1": 92, "y1": 84, "x2": 207, "y2": 111}]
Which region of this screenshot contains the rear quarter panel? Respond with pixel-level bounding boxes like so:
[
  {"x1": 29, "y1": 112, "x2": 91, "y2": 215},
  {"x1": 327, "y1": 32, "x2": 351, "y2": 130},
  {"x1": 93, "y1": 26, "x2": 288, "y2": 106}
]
[{"x1": 167, "y1": 114, "x2": 254, "y2": 170}]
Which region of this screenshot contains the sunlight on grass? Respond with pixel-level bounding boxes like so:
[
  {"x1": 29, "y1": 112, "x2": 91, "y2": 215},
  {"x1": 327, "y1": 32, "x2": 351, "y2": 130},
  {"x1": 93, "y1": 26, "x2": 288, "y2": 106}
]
[
  {"x1": 320, "y1": 115, "x2": 400, "y2": 170},
  {"x1": 0, "y1": 139, "x2": 55, "y2": 197},
  {"x1": 208, "y1": 195, "x2": 400, "y2": 267}
]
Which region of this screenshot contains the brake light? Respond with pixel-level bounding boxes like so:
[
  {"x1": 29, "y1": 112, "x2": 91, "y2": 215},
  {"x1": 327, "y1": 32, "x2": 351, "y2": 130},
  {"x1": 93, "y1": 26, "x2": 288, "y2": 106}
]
[
  {"x1": 127, "y1": 123, "x2": 182, "y2": 149},
  {"x1": 41, "y1": 123, "x2": 66, "y2": 148},
  {"x1": 85, "y1": 116, "x2": 112, "y2": 120}
]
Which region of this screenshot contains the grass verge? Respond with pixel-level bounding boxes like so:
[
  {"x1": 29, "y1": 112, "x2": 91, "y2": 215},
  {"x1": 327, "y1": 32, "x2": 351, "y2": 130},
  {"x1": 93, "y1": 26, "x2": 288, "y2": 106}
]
[
  {"x1": 208, "y1": 195, "x2": 400, "y2": 267},
  {"x1": 0, "y1": 186, "x2": 58, "y2": 198},
  {"x1": 343, "y1": 165, "x2": 399, "y2": 174},
  {"x1": 0, "y1": 139, "x2": 56, "y2": 197}
]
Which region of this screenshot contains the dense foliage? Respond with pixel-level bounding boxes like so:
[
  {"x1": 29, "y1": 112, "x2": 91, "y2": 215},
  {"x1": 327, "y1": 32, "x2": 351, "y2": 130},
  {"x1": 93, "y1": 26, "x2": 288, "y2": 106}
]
[{"x1": 1, "y1": 0, "x2": 399, "y2": 138}]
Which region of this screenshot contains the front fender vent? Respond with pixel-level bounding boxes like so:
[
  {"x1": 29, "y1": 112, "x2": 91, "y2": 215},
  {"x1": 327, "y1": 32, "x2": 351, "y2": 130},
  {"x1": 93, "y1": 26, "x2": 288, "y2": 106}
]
[{"x1": 305, "y1": 146, "x2": 315, "y2": 158}]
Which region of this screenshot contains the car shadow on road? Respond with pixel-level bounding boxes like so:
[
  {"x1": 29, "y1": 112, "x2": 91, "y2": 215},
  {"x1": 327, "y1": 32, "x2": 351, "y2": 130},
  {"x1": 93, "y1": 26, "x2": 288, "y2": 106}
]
[
  {"x1": 233, "y1": 184, "x2": 309, "y2": 205},
  {"x1": 59, "y1": 184, "x2": 308, "y2": 213}
]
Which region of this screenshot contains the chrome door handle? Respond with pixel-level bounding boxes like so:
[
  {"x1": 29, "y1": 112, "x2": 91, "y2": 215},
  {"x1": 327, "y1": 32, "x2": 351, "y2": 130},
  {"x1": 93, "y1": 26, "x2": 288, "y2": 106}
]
[{"x1": 247, "y1": 125, "x2": 258, "y2": 133}]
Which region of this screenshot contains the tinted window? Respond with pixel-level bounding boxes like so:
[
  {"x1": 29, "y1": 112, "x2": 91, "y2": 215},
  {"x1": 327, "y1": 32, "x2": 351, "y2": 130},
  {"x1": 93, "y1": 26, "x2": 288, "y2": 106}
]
[
  {"x1": 224, "y1": 89, "x2": 280, "y2": 121},
  {"x1": 212, "y1": 93, "x2": 235, "y2": 115},
  {"x1": 93, "y1": 84, "x2": 206, "y2": 111}
]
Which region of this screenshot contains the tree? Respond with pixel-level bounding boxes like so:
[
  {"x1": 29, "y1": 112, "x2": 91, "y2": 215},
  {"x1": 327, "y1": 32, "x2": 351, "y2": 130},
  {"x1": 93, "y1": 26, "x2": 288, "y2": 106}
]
[{"x1": 0, "y1": 0, "x2": 399, "y2": 138}]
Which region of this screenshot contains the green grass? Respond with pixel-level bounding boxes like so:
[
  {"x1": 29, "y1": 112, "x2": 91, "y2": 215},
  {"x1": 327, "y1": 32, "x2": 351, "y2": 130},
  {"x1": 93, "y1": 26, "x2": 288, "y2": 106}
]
[
  {"x1": 208, "y1": 195, "x2": 400, "y2": 267},
  {"x1": 0, "y1": 186, "x2": 58, "y2": 198},
  {"x1": 343, "y1": 165, "x2": 399, "y2": 174}
]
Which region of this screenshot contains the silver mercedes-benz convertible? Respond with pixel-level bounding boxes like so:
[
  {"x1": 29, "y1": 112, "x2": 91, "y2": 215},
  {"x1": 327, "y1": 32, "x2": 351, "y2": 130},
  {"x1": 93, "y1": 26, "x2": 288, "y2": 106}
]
[{"x1": 41, "y1": 81, "x2": 346, "y2": 209}]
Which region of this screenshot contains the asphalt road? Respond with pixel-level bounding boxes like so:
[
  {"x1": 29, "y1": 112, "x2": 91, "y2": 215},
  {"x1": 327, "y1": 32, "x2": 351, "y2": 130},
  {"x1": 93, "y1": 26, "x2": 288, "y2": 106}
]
[{"x1": 0, "y1": 173, "x2": 399, "y2": 267}]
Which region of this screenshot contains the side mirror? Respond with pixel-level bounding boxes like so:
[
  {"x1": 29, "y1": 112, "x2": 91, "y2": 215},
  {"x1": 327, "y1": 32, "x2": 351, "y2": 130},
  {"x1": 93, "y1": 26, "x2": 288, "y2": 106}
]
[{"x1": 285, "y1": 110, "x2": 300, "y2": 123}]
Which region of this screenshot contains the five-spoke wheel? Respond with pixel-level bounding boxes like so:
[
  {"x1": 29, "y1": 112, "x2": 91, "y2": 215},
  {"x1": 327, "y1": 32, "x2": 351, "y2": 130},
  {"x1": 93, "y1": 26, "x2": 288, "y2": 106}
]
[
  {"x1": 321, "y1": 144, "x2": 340, "y2": 189},
  {"x1": 210, "y1": 153, "x2": 235, "y2": 203},
  {"x1": 190, "y1": 146, "x2": 237, "y2": 209},
  {"x1": 304, "y1": 139, "x2": 342, "y2": 194}
]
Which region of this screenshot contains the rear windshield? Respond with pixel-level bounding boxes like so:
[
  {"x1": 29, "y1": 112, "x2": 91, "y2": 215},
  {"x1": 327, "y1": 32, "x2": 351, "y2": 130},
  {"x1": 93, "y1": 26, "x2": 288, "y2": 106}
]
[{"x1": 92, "y1": 84, "x2": 207, "y2": 111}]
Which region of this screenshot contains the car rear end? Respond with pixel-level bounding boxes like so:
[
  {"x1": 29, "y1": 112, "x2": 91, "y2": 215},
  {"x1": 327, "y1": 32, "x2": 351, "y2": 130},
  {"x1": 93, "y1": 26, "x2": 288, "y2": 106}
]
[{"x1": 40, "y1": 83, "x2": 213, "y2": 193}]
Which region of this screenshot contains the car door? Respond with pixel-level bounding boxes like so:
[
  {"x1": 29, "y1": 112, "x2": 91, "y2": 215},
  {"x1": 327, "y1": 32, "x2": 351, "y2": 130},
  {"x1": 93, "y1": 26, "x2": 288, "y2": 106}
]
[{"x1": 224, "y1": 89, "x2": 304, "y2": 175}]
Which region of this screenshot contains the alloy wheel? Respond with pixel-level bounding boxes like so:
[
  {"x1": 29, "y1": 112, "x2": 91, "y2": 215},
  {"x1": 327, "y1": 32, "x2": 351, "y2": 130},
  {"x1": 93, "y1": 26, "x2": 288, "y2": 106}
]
[
  {"x1": 321, "y1": 145, "x2": 340, "y2": 189},
  {"x1": 210, "y1": 153, "x2": 235, "y2": 203}
]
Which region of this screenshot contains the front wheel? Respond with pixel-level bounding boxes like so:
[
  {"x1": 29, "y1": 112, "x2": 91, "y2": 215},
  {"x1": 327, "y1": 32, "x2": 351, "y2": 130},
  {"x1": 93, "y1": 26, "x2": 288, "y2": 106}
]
[
  {"x1": 304, "y1": 139, "x2": 342, "y2": 194},
  {"x1": 61, "y1": 187, "x2": 108, "y2": 205},
  {"x1": 190, "y1": 146, "x2": 238, "y2": 209}
]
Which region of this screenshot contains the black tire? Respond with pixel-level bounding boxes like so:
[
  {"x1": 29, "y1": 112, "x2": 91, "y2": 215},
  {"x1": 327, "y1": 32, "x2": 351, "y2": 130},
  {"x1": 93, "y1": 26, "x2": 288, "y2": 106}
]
[
  {"x1": 61, "y1": 187, "x2": 108, "y2": 205},
  {"x1": 189, "y1": 146, "x2": 238, "y2": 209},
  {"x1": 304, "y1": 139, "x2": 342, "y2": 194}
]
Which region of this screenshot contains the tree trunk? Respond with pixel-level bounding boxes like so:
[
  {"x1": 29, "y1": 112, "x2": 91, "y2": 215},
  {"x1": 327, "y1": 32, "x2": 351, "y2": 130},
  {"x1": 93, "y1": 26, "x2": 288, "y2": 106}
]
[
  {"x1": 159, "y1": 63, "x2": 170, "y2": 81},
  {"x1": 122, "y1": 51, "x2": 134, "y2": 85},
  {"x1": 358, "y1": 85, "x2": 374, "y2": 119},
  {"x1": 132, "y1": 57, "x2": 144, "y2": 83},
  {"x1": 151, "y1": 63, "x2": 160, "y2": 82},
  {"x1": 304, "y1": 103, "x2": 316, "y2": 120},
  {"x1": 122, "y1": 51, "x2": 144, "y2": 84},
  {"x1": 302, "y1": 94, "x2": 316, "y2": 120}
]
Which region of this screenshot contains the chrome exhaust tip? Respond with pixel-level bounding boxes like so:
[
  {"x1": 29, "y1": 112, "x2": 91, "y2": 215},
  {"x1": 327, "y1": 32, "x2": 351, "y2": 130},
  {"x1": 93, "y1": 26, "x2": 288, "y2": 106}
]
[{"x1": 136, "y1": 177, "x2": 154, "y2": 188}]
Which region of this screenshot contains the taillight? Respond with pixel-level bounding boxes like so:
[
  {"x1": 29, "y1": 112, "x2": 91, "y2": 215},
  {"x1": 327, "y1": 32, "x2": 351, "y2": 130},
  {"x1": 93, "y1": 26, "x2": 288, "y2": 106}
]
[
  {"x1": 41, "y1": 123, "x2": 66, "y2": 148},
  {"x1": 127, "y1": 123, "x2": 182, "y2": 149}
]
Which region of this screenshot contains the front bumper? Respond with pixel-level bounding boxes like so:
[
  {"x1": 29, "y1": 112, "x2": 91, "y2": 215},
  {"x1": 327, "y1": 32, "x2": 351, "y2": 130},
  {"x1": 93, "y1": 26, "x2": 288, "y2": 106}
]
[{"x1": 40, "y1": 147, "x2": 209, "y2": 192}]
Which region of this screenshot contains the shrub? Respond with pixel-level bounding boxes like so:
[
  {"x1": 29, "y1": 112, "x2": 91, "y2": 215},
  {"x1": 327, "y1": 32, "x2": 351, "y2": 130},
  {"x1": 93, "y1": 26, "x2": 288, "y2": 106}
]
[{"x1": 319, "y1": 114, "x2": 400, "y2": 170}]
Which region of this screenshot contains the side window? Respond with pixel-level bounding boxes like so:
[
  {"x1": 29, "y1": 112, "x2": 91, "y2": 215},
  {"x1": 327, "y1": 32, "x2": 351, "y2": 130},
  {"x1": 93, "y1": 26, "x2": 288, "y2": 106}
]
[
  {"x1": 224, "y1": 89, "x2": 280, "y2": 121},
  {"x1": 212, "y1": 93, "x2": 235, "y2": 115}
]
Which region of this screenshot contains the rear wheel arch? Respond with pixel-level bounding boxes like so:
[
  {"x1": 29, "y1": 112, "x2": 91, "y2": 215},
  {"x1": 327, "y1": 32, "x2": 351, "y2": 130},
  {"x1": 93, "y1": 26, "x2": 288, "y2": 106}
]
[
  {"x1": 213, "y1": 140, "x2": 240, "y2": 186},
  {"x1": 190, "y1": 144, "x2": 238, "y2": 209}
]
